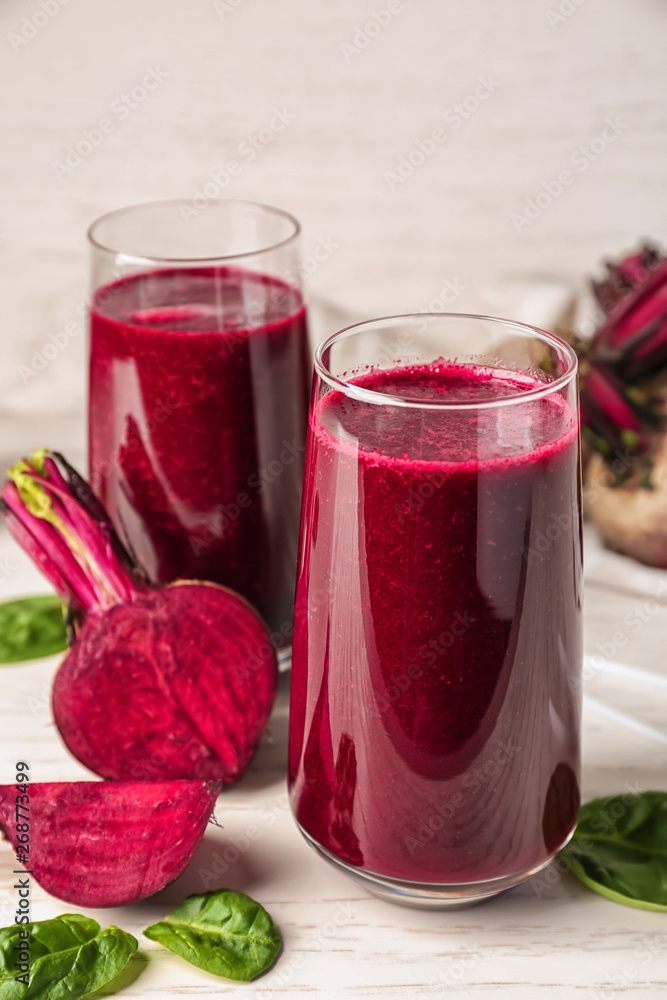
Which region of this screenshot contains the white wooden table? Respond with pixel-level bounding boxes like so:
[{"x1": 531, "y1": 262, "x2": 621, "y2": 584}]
[
  {"x1": 2, "y1": 0, "x2": 667, "y2": 993},
  {"x1": 1, "y1": 519, "x2": 666, "y2": 999}
]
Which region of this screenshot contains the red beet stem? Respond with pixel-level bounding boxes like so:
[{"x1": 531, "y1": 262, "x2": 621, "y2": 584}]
[
  {"x1": 0, "y1": 449, "x2": 142, "y2": 617},
  {"x1": 585, "y1": 367, "x2": 640, "y2": 432},
  {"x1": 1, "y1": 483, "x2": 103, "y2": 610},
  {"x1": 593, "y1": 253, "x2": 667, "y2": 351}
]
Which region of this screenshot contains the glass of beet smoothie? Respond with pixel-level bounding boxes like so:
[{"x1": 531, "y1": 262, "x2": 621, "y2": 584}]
[
  {"x1": 87, "y1": 200, "x2": 310, "y2": 658},
  {"x1": 289, "y1": 313, "x2": 582, "y2": 907}
]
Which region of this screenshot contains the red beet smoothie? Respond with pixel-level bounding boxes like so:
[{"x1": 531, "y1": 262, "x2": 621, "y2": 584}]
[
  {"x1": 89, "y1": 267, "x2": 310, "y2": 642},
  {"x1": 289, "y1": 363, "x2": 582, "y2": 883}
]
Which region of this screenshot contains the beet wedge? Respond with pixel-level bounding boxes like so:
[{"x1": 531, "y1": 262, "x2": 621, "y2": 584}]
[
  {"x1": 0, "y1": 450, "x2": 277, "y2": 782},
  {"x1": 0, "y1": 780, "x2": 220, "y2": 908}
]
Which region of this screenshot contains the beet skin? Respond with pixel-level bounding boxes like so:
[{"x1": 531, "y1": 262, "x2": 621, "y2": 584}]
[
  {"x1": 52, "y1": 582, "x2": 277, "y2": 783},
  {"x1": 0, "y1": 779, "x2": 220, "y2": 907}
]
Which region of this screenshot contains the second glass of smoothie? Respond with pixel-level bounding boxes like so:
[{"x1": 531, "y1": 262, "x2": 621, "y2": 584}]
[
  {"x1": 289, "y1": 313, "x2": 582, "y2": 907},
  {"x1": 87, "y1": 200, "x2": 310, "y2": 655}
]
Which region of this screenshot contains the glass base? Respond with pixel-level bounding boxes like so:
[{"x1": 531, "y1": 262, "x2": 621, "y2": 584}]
[{"x1": 297, "y1": 822, "x2": 561, "y2": 909}]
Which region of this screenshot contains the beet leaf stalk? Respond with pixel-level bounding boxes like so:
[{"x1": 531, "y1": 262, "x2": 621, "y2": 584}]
[{"x1": 0, "y1": 449, "x2": 143, "y2": 622}]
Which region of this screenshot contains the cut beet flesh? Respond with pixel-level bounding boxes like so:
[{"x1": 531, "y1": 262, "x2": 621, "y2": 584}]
[
  {"x1": 52, "y1": 582, "x2": 277, "y2": 782},
  {"x1": 0, "y1": 779, "x2": 220, "y2": 907}
]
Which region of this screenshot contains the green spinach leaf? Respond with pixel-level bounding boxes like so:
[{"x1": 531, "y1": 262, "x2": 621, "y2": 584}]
[
  {"x1": 0, "y1": 596, "x2": 67, "y2": 664},
  {"x1": 561, "y1": 790, "x2": 667, "y2": 911},
  {"x1": 0, "y1": 913, "x2": 138, "y2": 999},
  {"x1": 143, "y1": 889, "x2": 281, "y2": 982}
]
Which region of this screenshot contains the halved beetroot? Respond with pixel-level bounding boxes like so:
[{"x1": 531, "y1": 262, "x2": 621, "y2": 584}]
[
  {"x1": 0, "y1": 451, "x2": 277, "y2": 783},
  {"x1": 0, "y1": 780, "x2": 220, "y2": 907},
  {"x1": 52, "y1": 583, "x2": 277, "y2": 782}
]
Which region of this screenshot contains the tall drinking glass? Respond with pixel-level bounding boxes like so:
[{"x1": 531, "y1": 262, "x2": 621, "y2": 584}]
[
  {"x1": 289, "y1": 314, "x2": 582, "y2": 907},
  {"x1": 88, "y1": 199, "x2": 310, "y2": 656}
]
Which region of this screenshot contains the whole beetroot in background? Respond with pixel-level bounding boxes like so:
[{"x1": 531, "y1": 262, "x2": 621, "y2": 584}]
[
  {"x1": 574, "y1": 243, "x2": 667, "y2": 567},
  {"x1": 578, "y1": 243, "x2": 667, "y2": 459},
  {"x1": 1, "y1": 450, "x2": 277, "y2": 782},
  {"x1": 0, "y1": 780, "x2": 220, "y2": 907}
]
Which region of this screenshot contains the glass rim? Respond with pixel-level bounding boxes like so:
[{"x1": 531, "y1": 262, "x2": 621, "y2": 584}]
[
  {"x1": 314, "y1": 312, "x2": 579, "y2": 411},
  {"x1": 86, "y1": 197, "x2": 301, "y2": 264}
]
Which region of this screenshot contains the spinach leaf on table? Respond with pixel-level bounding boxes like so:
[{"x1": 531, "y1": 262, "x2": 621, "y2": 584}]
[
  {"x1": 0, "y1": 596, "x2": 67, "y2": 664},
  {"x1": 0, "y1": 913, "x2": 138, "y2": 999},
  {"x1": 143, "y1": 889, "x2": 281, "y2": 982},
  {"x1": 561, "y1": 791, "x2": 667, "y2": 911}
]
